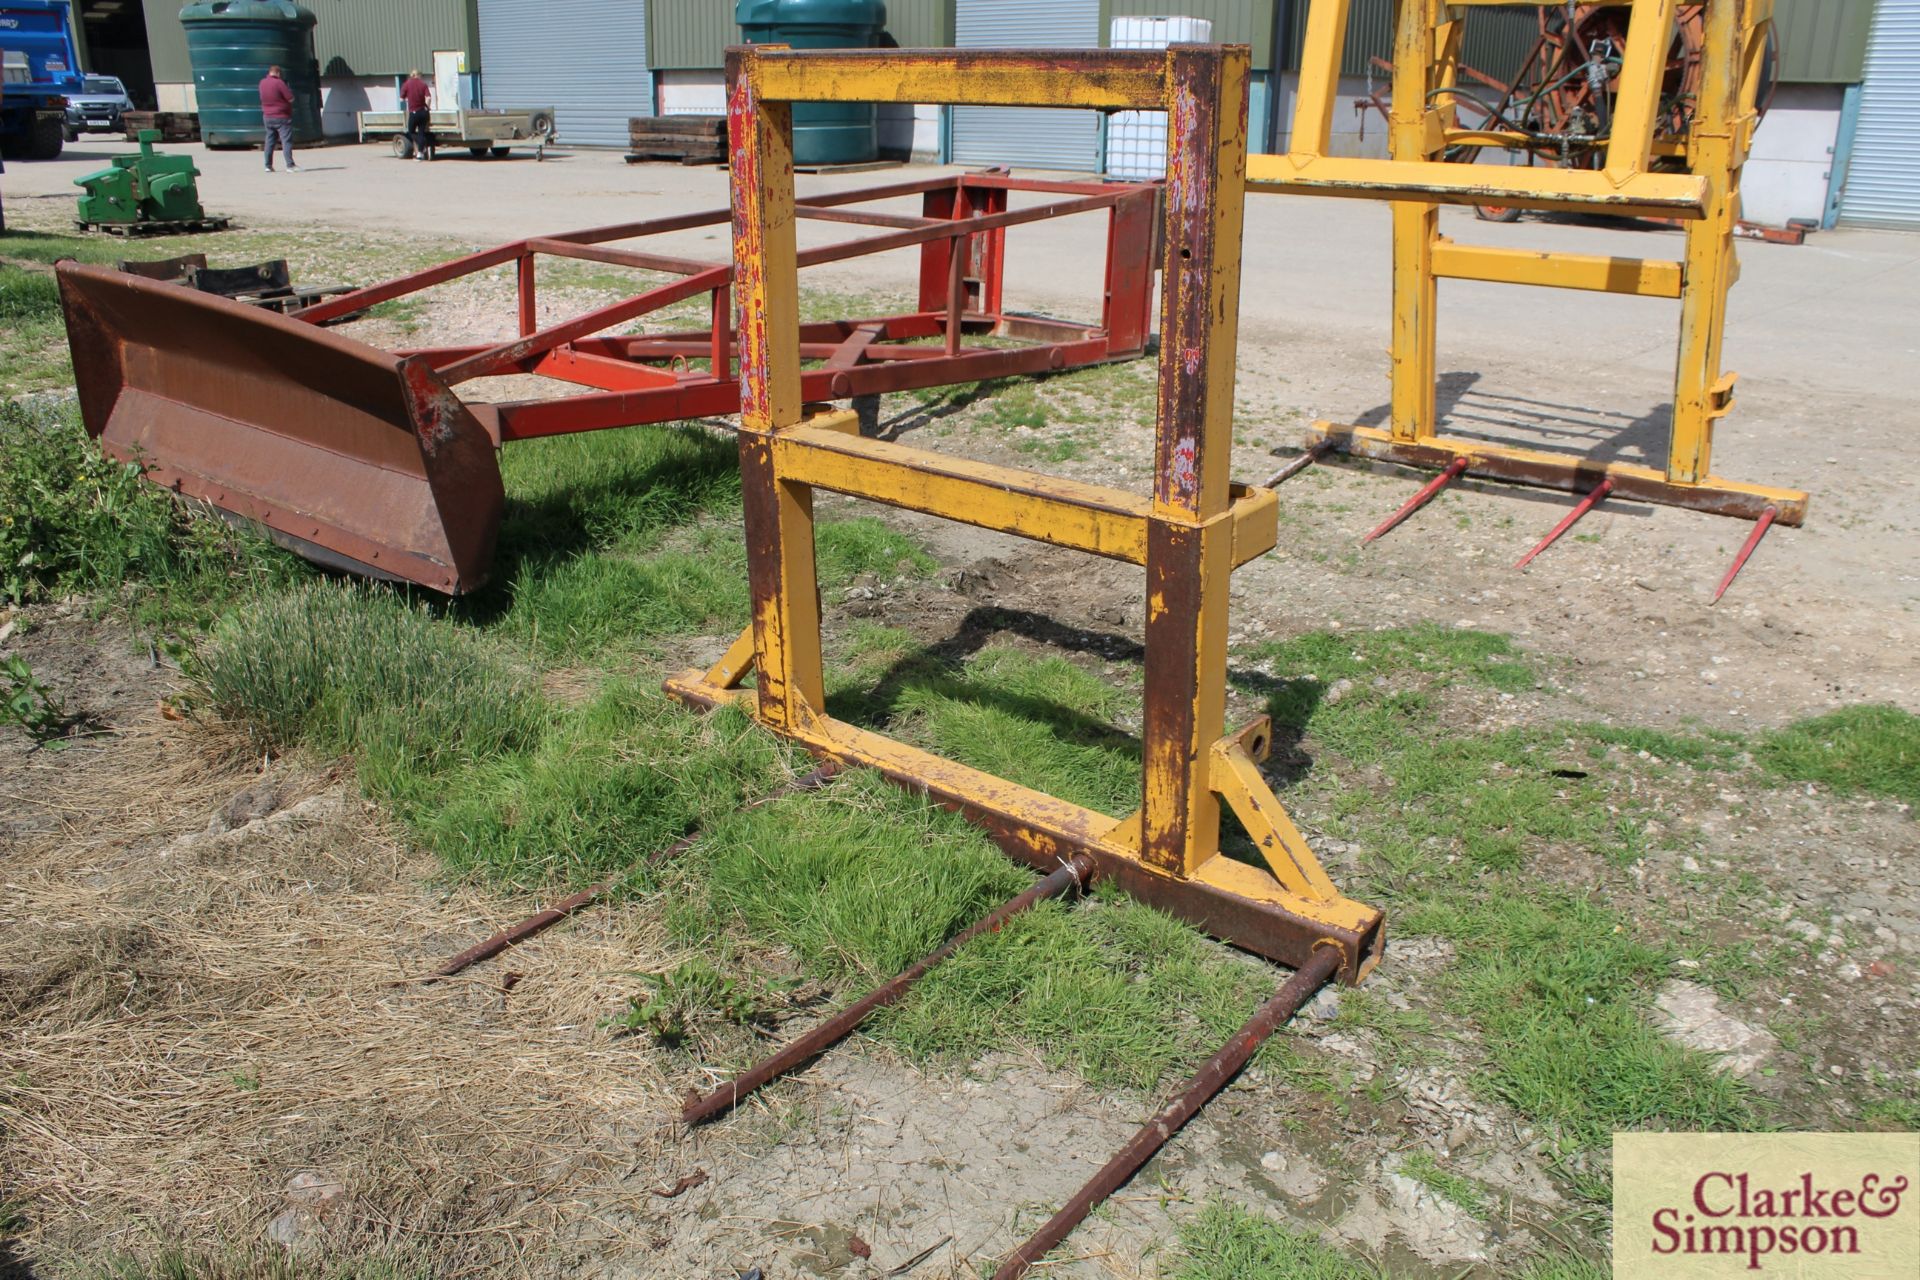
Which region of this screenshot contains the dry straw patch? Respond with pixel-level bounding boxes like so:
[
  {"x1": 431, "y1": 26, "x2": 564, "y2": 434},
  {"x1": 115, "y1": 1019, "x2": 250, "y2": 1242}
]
[{"x1": 0, "y1": 712, "x2": 690, "y2": 1273}]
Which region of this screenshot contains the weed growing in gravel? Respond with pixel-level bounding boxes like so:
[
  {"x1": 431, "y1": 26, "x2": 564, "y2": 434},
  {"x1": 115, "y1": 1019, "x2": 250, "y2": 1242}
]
[
  {"x1": 1171, "y1": 1200, "x2": 1374, "y2": 1279},
  {"x1": 1, "y1": 655, "x2": 64, "y2": 738},
  {"x1": 1758, "y1": 703, "x2": 1920, "y2": 805},
  {"x1": 610, "y1": 958, "x2": 801, "y2": 1048},
  {"x1": 1400, "y1": 1151, "x2": 1492, "y2": 1219}
]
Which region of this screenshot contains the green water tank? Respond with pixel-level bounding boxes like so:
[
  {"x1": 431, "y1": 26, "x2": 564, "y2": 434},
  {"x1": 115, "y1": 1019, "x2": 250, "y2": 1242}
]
[
  {"x1": 736, "y1": 0, "x2": 887, "y2": 166},
  {"x1": 180, "y1": 1, "x2": 322, "y2": 147}
]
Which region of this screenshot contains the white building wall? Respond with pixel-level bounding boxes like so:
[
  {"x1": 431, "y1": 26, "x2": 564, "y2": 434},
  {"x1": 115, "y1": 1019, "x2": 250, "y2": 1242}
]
[
  {"x1": 321, "y1": 76, "x2": 400, "y2": 137},
  {"x1": 656, "y1": 68, "x2": 723, "y2": 115},
  {"x1": 1742, "y1": 83, "x2": 1842, "y2": 228}
]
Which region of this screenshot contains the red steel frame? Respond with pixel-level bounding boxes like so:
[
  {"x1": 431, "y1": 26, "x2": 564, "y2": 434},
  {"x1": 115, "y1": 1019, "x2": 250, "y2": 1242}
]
[{"x1": 294, "y1": 172, "x2": 1160, "y2": 447}]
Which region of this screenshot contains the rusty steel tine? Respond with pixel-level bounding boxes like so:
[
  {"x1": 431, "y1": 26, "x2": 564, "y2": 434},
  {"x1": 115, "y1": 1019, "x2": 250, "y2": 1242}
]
[
  {"x1": 1515, "y1": 476, "x2": 1616, "y2": 569},
  {"x1": 1361, "y1": 456, "x2": 1470, "y2": 544},
  {"x1": 425, "y1": 764, "x2": 841, "y2": 983},
  {"x1": 682, "y1": 854, "x2": 1096, "y2": 1127},
  {"x1": 1712, "y1": 504, "x2": 1778, "y2": 603},
  {"x1": 1256, "y1": 441, "x2": 1332, "y2": 490},
  {"x1": 991, "y1": 943, "x2": 1344, "y2": 1280}
]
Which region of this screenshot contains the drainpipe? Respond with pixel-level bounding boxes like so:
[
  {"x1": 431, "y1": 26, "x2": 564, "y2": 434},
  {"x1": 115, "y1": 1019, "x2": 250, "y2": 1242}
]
[{"x1": 1266, "y1": 0, "x2": 1295, "y2": 154}]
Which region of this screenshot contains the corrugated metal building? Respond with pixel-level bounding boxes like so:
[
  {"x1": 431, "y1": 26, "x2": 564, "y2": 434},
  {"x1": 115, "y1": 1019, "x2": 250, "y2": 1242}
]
[
  {"x1": 476, "y1": 1, "x2": 650, "y2": 149},
  {"x1": 144, "y1": 0, "x2": 481, "y2": 133},
  {"x1": 1839, "y1": 0, "x2": 1920, "y2": 227}
]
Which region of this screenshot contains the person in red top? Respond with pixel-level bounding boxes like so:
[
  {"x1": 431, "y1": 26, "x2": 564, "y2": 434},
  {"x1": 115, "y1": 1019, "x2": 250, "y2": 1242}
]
[
  {"x1": 399, "y1": 69, "x2": 434, "y2": 162},
  {"x1": 258, "y1": 64, "x2": 296, "y2": 172}
]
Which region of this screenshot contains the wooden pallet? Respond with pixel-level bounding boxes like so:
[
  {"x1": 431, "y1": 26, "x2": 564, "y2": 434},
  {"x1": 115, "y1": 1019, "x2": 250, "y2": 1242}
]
[
  {"x1": 77, "y1": 215, "x2": 232, "y2": 238},
  {"x1": 625, "y1": 149, "x2": 725, "y2": 166}
]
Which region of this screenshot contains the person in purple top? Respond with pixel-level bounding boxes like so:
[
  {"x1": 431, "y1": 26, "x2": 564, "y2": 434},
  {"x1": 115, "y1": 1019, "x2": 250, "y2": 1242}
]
[{"x1": 259, "y1": 64, "x2": 296, "y2": 172}]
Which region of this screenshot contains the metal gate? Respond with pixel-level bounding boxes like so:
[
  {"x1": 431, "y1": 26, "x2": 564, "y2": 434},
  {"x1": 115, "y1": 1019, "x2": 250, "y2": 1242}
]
[
  {"x1": 1841, "y1": 0, "x2": 1920, "y2": 229},
  {"x1": 950, "y1": 0, "x2": 1101, "y2": 171},
  {"x1": 476, "y1": 0, "x2": 651, "y2": 148}
]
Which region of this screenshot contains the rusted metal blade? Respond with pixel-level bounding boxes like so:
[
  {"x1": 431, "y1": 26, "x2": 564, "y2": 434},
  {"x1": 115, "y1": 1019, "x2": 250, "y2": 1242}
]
[
  {"x1": 1361, "y1": 456, "x2": 1470, "y2": 543},
  {"x1": 991, "y1": 943, "x2": 1344, "y2": 1279},
  {"x1": 1712, "y1": 504, "x2": 1777, "y2": 603},
  {"x1": 1515, "y1": 476, "x2": 1615, "y2": 569},
  {"x1": 58, "y1": 262, "x2": 504, "y2": 595},
  {"x1": 681, "y1": 853, "x2": 1095, "y2": 1127}
]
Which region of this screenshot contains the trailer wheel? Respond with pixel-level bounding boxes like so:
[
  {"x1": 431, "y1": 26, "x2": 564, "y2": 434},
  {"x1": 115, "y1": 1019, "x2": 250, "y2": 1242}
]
[
  {"x1": 26, "y1": 115, "x2": 64, "y2": 160},
  {"x1": 467, "y1": 142, "x2": 494, "y2": 157},
  {"x1": 391, "y1": 135, "x2": 413, "y2": 159}
]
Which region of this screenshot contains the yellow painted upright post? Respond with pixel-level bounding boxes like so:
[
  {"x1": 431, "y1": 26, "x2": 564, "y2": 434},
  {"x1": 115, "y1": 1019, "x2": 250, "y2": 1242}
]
[
  {"x1": 727, "y1": 46, "x2": 824, "y2": 731},
  {"x1": 1290, "y1": 0, "x2": 1353, "y2": 157},
  {"x1": 1669, "y1": 0, "x2": 1742, "y2": 485},
  {"x1": 1141, "y1": 45, "x2": 1249, "y2": 878},
  {"x1": 1388, "y1": 0, "x2": 1439, "y2": 445}
]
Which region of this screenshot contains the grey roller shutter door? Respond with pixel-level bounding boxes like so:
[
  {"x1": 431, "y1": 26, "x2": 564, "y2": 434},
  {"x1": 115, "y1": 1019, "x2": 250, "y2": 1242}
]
[
  {"x1": 477, "y1": 0, "x2": 652, "y2": 149},
  {"x1": 1841, "y1": 0, "x2": 1920, "y2": 229},
  {"x1": 951, "y1": 0, "x2": 1101, "y2": 172}
]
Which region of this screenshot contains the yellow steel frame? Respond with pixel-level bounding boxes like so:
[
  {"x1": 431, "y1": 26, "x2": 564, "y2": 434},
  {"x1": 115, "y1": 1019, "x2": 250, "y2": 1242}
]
[
  {"x1": 665, "y1": 45, "x2": 1383, "y2": 983},
  {"x1": 1248, "y1": 0, "x2": 1808, "y2": 526}
]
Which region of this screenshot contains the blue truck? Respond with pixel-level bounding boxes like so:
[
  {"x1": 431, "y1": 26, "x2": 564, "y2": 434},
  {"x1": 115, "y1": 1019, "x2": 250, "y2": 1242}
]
[{"x1": 0, "y1": 0, "x2": 78, "y2": 159}]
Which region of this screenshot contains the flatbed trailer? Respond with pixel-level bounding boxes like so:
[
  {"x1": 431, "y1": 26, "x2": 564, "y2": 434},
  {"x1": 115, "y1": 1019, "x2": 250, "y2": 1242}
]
[{"x1": 357, "y1": 105, "x2": 555, "y2": 159}]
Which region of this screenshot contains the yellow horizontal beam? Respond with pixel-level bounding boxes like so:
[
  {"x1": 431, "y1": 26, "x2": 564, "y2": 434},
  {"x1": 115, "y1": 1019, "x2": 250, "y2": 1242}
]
[
  {"x1": 773, "y1": 425, "x2": 1152, "y2": 562},
  {"x1": 1431, "y1": 240, "x2": 1684, "y2": 298},
  {"x1": 743, "y1": 48, "x2": 1170, "y2": 110},
  {"x1": 1248, "y1": 153, "x2": 1708, "y2": 219},
  {"x1": 773, "y1": 427, "x2": 1283, "y2": 568}
]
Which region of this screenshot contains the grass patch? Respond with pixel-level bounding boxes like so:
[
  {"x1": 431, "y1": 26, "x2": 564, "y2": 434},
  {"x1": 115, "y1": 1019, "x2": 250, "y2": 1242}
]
[
  {"x1": 1170, "y1": 1200, "x2": 1373, "y2": 1280},
  {"x1": 0, "y1": 399, "x2": 290, "y2": 623},
  {"x1": 1758, "y1": 704, "x2": 1920, "y2": 806},
  {"x1": 1243, "y1": 626, "x2": 1757, "y2": 1148},
  {"x1": 193, "y1": 583, "x2": 542, "y2": 770},
  {"x1": 84, "y1": 1247, "x2": 429, "y2": 1280},
  {"x1": 406, "y1": 689, "x2": 788, "y2": 888},
  {"x1": 892, "y1": 644, "x2": 1141, "y2": 815},
  {"x1": 677, "y1": 774, "x2": 1282, "y2": 1090}
]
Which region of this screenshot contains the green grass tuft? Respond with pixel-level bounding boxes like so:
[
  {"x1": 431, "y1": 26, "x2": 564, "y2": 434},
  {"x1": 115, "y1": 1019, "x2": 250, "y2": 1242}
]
[
  {"x1": 193, "y1": 583, "x2": 542, "y2": 771},
  {"x1": 1758, "y1": 704, "x2": 1920, "y2": 806},
  {"x1": 0, "y1": 266, "x2": 60, "y2": 323},
  {"x1": 1400, "y1": 889, "x2": 1753, "y2": 1147},
  {"x1": 0, "y1": 398, "x2": 291, "y2": 620},
  {"x1": 1400, "y1": 1150, "x2": 1489, "y2": 1219},
  {"x1": 815, "y1": 515, "x2": 938, "y2": 582},
  {"x1": 1170, "y1": 1200, "x2": 1374, "y2": 1280}
]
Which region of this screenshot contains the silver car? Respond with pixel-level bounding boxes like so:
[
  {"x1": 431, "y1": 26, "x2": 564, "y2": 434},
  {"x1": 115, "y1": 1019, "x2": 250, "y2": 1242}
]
[{"x1": 64, "y1": 75, "x2": 134, "y2": 140}]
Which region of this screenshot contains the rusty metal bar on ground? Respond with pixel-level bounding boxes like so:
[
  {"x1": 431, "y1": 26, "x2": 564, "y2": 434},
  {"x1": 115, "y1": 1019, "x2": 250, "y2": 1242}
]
[
  {"x1": 1361, "y1": 455, "x2": 1469, "y2": 543},
  {"x1": 1515, "y1": 477, "x2": 1616, "y2": 569},
  {"x1": 424, "y1": 764, "x2": 840, "y2": 983},
  {"x1": 58, "y1": 169, "x2": 1158, "y2": 595},
  {"x1": 1712, "y1": 504, "x2": 1777, "y2": 603},
  {"x1": 1256, "y1": 441, "x2": 1331, "y2": 491},
  {"x1": 991, "y1": 943, "x2": 1345, "y2": 1280},
  {"x1": 681, "y1": 853, "x2": 1095, "y2": 1127}
]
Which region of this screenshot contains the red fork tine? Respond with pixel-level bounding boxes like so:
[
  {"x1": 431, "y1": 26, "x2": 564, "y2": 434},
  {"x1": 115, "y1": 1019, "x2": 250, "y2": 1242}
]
[
  {"x1": 1712, "y1": 505, "x2": 1778, "y2": 603},
  {"x1": 1361, "y1": 456, "x2": 1470, "y2": 544},
  {"x1": 1515, "y1": 476, "x2": 1616, "y2": 570}
]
